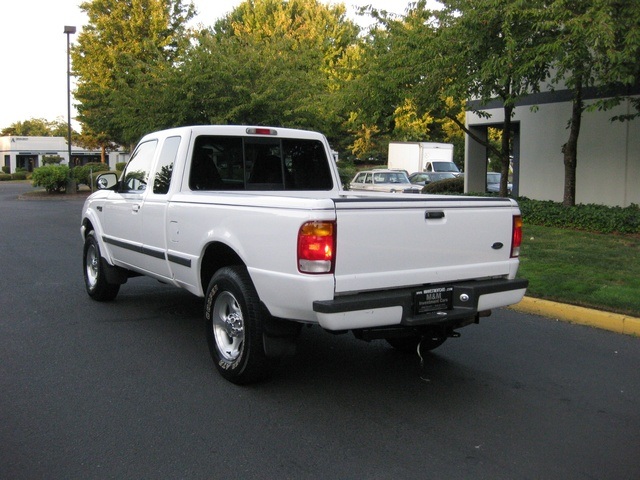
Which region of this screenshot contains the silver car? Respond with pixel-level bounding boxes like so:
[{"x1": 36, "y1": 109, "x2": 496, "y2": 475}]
[
  {"x1": 487, "y1": 172, "x2": 513, "y2": 194},
  {"x1": 408, "y1": 171, "x2": 457, "y2": 186},
  {"x1": 349, "y1": 169, "x2": 422, "y2": 193}
]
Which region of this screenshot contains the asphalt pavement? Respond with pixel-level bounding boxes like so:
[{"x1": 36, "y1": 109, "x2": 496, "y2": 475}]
[{"x1": 1, "y1": 181, "x2": 639, "y2": 479}]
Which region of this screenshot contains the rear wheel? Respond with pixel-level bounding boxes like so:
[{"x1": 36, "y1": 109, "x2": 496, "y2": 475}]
[
  {"x1": 205, "y1": 266, "x2": 274, "y2": 384},
  {"x1": 83, "y1": 231, "x2": 120, "y2": 301}
]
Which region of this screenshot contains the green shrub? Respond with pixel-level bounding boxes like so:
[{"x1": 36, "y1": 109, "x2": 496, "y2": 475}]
[
  {"x1": 116, "y1": 162, "x2": 127, "y2": 172},
  {"x1": 337, "y1": 161, "x2": 357, "y2": 190},
  {"x1": 42, "y1": 155, "x2": 63, "y2": 165},
  {"x1": 11, "y1": 172, "x2": 28, "y2": 181},
  {"x1": 1, "y1": 166, "x2": 9, "y2": 174},
  {"x1": 73, "y1": 162, "x2": 110, "y2": 186},
  {"x1": 422, "y1": 176, "x2": 464, "y2": 194},
  {"x1": 31, "y1": 165, "x2": 69, "y2": 193},
  {"x1": 0, "y1": 173, "x2": 11, "y2": 181},
  {"x1": 517, "y1": 198, "x2": 639, "y2": 234}
]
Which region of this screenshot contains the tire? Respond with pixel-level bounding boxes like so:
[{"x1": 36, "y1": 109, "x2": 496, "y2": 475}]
[
  {"x1": 83, "y1": 231, "x2": 120, "y2": 301},
  {"x1": 204, "y1": 266, "x2": 274, "y2": 384},
  {"x1": 386, "y1": 334, "x2": 447, "y2": 353}
]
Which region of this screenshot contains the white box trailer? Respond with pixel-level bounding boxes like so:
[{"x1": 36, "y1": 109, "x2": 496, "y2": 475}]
[{"x1": 388, "y1": 142, "x2": 457, "y2": 174}]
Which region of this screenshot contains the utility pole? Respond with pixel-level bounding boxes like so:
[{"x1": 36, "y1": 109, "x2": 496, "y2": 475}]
[{"x1": 64, "y1": 25, "x2": 76, "y2": 194}]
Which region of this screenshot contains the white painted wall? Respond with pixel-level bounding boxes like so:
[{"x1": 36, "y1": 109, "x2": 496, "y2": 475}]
[{"x1": 466, "y1": 96, "x2": 639, "y2": 207}]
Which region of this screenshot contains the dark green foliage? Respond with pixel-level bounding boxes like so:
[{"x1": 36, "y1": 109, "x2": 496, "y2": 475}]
[
  {"x1": 42, "y1": 155, "x2": 63, "y2": 165},
  {"x1": 518, "y1": 198, "x2": 639, "y2": 234},
  {"x1": 73, "y1": 162, "x2": 110, "y2": 186},
  {"x1": 115, "y1": 162, "x2": 127, "y2": 172},
  {"x1": 11, "y1": 172, "x2": 28, "y2": 181},
  {"x1": 0, "y1": 173, "x2": 11, "y2": 181},
  {"x1": 337, "y1": 161, "x2": 357, "y2": 190},
  {"x1": 31, "y1": 165, "x2": 69, "y2": 193},
  {"x1": 422, "y1": 176, "x2": 464, "y2": 194}
]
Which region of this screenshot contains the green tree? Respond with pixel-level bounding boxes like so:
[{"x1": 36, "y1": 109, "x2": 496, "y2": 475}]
[
  {"x1": 347, "y1": 0, "x2": 551, "y2": 194},
  {"x1": 171, "y1": 0, "x2": 359, "y2": 138},
  {"x1": 1, "y1": 118, "x2": 74, "y2": 137},
  {"x1": 426, "y1": 0, "x2": 551, "y2": 196},
  {"x1": 539, "y1": 0, "x2": 640, "y2": 206},
  {"x1": 75, "y1": 126, "x2": 122, "y2": 164},
  {"x1": 72, "y1": 0, "x2": 195, "y2": 146}
]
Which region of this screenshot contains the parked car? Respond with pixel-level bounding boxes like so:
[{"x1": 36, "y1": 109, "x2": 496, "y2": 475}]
[
  {"x1": 349, "y1": 169, "x2": 422, "y2": 193},
  {"x1": 408, "y1": 171, "x2": 457, "y2": 186},
  {"x1": 487, "y1": 172, "x2": 513, "y2": 194}
]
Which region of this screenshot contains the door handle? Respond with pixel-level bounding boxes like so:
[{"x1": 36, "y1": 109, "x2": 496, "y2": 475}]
[
  {"x1": 132, "y1": 204, "x2": 140, "y2": 213},
  {"x1": 425, "y1": 211, "x2": 445, "y2": 219}
]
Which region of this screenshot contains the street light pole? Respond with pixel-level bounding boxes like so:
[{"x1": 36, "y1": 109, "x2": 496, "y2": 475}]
[{"x1": 64, "y1": 25, "x2": 76, "y2": 194}]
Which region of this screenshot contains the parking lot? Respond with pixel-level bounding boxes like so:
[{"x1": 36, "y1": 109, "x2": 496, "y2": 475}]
[{"x1": 1, "y1": 182, "x2": 639, "y2": 479}]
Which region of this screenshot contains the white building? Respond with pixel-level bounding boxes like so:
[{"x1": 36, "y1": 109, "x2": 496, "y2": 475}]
[
  {"x1": 465, "y1": 90, "x2": 639, "y2": 207},
  {"x1": 0, "y1": 136, "x2": 129, "y2": 173}
]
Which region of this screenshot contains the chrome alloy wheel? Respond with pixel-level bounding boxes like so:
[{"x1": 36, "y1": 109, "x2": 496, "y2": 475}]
[
  {"x1": 211, "y1": 291, "x2": 245, "y2": 362},
  {"x1": 85, "y1": 243, "x2": 99, "y2": 289}
]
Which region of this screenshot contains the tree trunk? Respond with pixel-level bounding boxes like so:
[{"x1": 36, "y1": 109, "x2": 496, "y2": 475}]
[
  {"x1": 563, "y1": 78, "x2": 583, "y2": 207},
  {"x1": 500, "y1": 105, "x2": 513, "y2": 197}
]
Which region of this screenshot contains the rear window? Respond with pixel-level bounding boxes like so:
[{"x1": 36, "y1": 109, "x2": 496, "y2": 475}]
[{"x1": 188, "y1": 135, "x2": 333, "y2": 191}]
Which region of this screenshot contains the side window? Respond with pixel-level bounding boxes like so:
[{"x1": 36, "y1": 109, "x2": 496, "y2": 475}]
[
  {"x1": 153, "y1": 136, "x2": 180, "y2": 194},
  {"x1": 364, "y1": 173, "x2": 373, "y2": 184},
  {"x1": 190, "y1": 136, "x2": 243, "y2": 190},
  {"x1": 122, "y1": 140, "x2": 157, "y2": 192},
  {"x1": 282, "y1": 139, "x2": 332, "y2": 190}
]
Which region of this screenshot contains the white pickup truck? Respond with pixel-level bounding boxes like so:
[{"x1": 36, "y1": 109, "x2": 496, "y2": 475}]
[{"x1": 81, "y1": 125, "x2": 528, "y2": 384}]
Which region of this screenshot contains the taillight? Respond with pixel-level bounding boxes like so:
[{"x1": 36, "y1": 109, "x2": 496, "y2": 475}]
[
  {"x1": 511, "y1": 215, "x2": 523, "y2": 258},
  {"x1": 298, "y1": 221, "x2": 335, "y2": 273}
]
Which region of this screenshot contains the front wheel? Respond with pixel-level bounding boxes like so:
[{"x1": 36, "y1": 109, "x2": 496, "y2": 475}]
[
  {"x1": 83, "y1": 231, "x2": 120, "y2": 301},
  {"x1": 205, "y1": 266, "x2": 274, "y2": 384}
]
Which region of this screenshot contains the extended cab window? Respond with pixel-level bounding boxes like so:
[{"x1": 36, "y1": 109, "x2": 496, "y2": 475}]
[
  {"x1": 153, "y1": 136, "x2": 181, "y2": 194},
  {"x1": 189, "y1": 135, "x2": 333, "y2": 191},
  {"x1": 190, "y1": 136, "x2": 243, "y2": 190},
  {"x1": 122, "y1": 140, "x2": 157, "y2": 192}
]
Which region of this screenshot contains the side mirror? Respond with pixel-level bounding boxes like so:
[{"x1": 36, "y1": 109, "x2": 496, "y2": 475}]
[{"x1": 96, "y1": 172, "x2": 118, "y2": 190}]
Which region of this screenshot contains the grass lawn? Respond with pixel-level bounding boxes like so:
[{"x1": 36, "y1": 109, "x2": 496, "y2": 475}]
[{"x1": 517, "y1": 225, "x2": 640, "y2": 317}]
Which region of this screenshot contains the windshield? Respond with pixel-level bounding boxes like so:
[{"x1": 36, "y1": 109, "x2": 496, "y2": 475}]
[
  {"x1": 487, "y1": 173, "x2": 501, "y2": 183},
  {"x1": 373, "y1": 172, "x2": 411, "y2": 184},
  {"x1": 433, "y1": 162, "x2": 460, "y2": 173}
]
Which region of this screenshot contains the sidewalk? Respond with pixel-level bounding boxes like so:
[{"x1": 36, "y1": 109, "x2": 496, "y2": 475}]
[{"x1": 511, "y1": 297, "x2": 640, "y2": 337}]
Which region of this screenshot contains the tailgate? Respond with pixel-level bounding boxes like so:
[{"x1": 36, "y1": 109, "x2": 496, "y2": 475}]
[{"x1": 333, "y1": 195, "x2": 520, "y2": 294}]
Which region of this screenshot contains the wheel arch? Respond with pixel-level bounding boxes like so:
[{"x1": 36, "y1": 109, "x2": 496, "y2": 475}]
[
  {"x1": 81, "y1": 215, "x2": 114, "y2": 266},
  {"x1": 81, "y1": 217, "x2": 94, "y2": 238},
  {"x1": 200, "y1": 241, "x2": 245, "y2": 295}
]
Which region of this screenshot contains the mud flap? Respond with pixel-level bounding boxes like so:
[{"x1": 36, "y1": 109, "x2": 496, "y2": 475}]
[{"x1": 262, "y1": 317, "x2": 301, "y2": 358}]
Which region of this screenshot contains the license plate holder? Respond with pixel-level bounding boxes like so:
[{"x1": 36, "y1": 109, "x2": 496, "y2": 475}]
[{"x1": 413, "y1": 286, "x2": 454, "y2": 315}]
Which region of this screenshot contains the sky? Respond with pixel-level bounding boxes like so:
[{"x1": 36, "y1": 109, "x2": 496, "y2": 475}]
[{"x1": 0, "y1": 0, "x2": 431, "y2": 130}]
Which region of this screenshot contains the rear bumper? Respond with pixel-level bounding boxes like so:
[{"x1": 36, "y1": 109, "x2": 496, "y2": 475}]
[{"x1": 312, "y1": 278, "x2": 528, "y2": 331}]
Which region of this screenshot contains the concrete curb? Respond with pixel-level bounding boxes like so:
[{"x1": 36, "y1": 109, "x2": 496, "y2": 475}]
[{"x1": 510, "y1": 297, "x2": 640, "y2": 337}]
